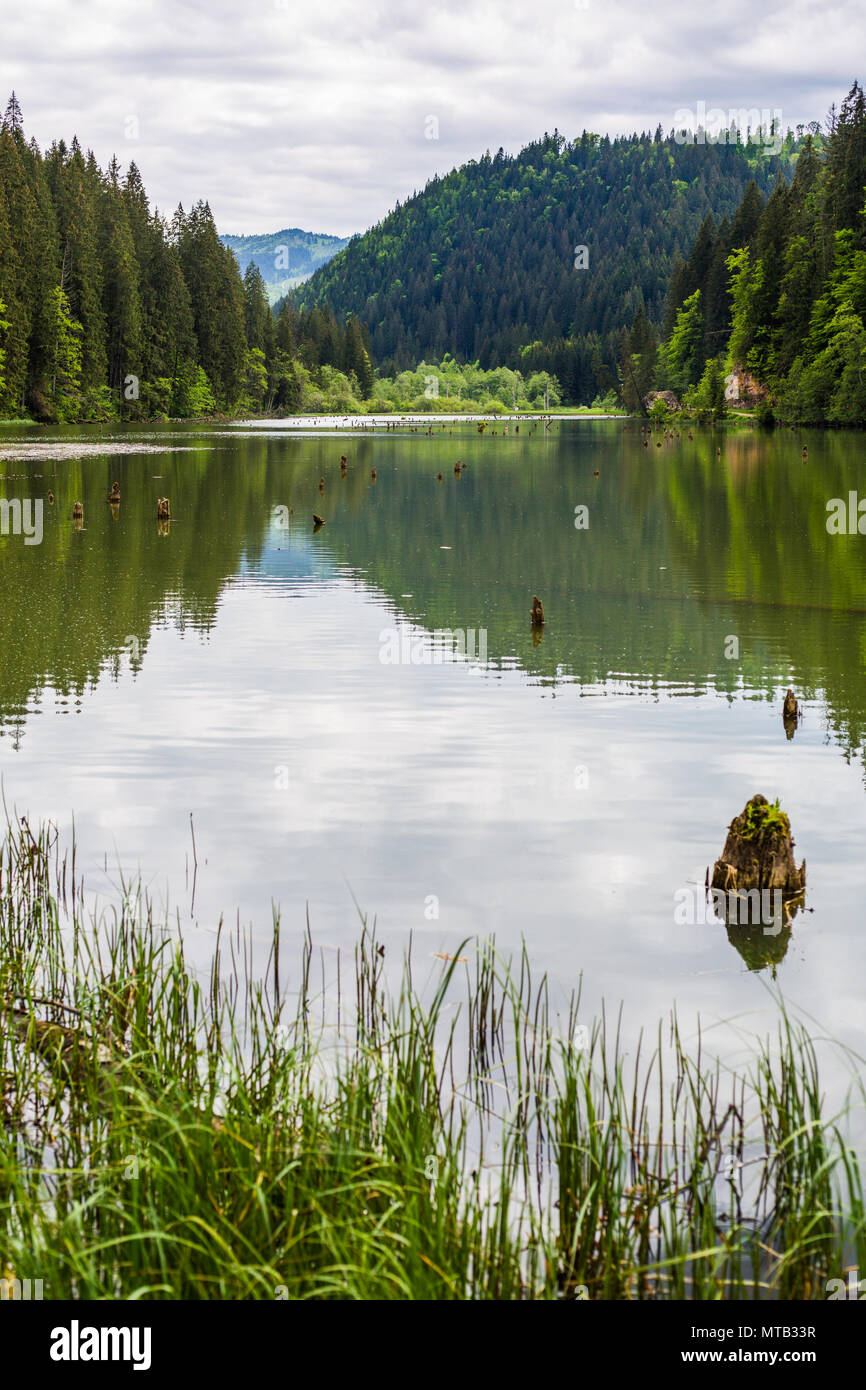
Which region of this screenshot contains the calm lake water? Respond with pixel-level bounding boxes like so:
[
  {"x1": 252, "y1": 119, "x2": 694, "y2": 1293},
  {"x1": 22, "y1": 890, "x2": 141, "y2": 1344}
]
[{"x1": 1, "y1": 417, "x2": 864, "y2": 1098}]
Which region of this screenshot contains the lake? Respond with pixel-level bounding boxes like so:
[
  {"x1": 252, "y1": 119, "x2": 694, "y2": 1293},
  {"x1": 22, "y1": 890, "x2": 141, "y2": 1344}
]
[{"x1": 1, "y1": 416, "x2": 864, "y2": 1110}]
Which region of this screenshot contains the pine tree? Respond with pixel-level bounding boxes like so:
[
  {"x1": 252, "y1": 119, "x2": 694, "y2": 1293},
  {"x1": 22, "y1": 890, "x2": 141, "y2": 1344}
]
[
  {"x1": 825, "y1": 81, "x2": 866, "y2": 234},
  {"x1": 45, "y1": 285, "x2": 83, "y2": 419},
  {"x1": 0, "y1": 127, "x2": 36, "y2": 408},
  {"x1": 701, "y1": 218, "x2": 733, "y2": 363},
  {"x1": 682, "y1": 216, "x2": 716, "y2": 301},
  {"x1": 243, "y1": 263, "x2": 274, "y2": 354},
  {"x1": 99, "y1": 163, "x2": 143, "y2": 392},
  {"x1": 2, "y1": 92, "x2": 23, "y2": 135},
  {"x1": 726, "y1": 249, "x2": 763, "y2": 372},
  {"x1": 619, "y1": 304, "x2": 657, "y2": 409},
  {"x1": 343, "y1": 315, "x2": 374, "y2": 397},
  {"x1": 21, "y1": 137, "x2": 61, "y2": 404},
  {"x1": 49, "y1": 139, "x2": 107, "y2": 390},
  {"x1": 659, "y1": 290, "x2": 703, "y2": 393},
  {"x1": 0, "y1": 296, "x2": 9, "y2": 398},
  {"x1": 729, "y1": 181, "x2": 765, "y2": 252},
  {"x1": 142, "y1": 211, "x2": 194, "y2": 388},
  {"x1": 176, "y1": 202, "x2": 247, "y2": 407},
  {"x1": 663, "y1": 256, "x2": 689, "y2": 339},
  {"x1": 745, "y1": 178, "x2": 791, "y2": 378}
]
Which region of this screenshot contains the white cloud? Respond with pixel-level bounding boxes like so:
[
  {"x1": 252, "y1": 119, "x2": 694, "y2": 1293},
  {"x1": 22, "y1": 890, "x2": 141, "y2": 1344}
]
[{"x1": 0, "y1": 0, "x2": 860, "y2": 236}]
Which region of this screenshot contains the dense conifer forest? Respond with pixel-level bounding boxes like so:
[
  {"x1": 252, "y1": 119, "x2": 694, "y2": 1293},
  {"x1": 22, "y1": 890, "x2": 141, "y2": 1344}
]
[
  {"x1": 293, "y1": 126, "x2": 795, "y2": 402},
  {"x1": 7, "y1": 84, "x2": 864, "y2": 422},
  {"x1": 0, "y1": 94, "x2": 374, "y2": 421},
  {"x1": 660, "y1": 81, "x2": 866, "y2": 423}
]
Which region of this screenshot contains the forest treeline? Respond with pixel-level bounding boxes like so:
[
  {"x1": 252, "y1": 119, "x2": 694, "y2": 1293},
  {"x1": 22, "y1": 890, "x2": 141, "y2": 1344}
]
[
  {"x1": 293, "y1": 124, "x2": 793, "y2": 401},
  {"x1": 656, "y1": 81, "x2": 866, "y2": 423},
  {"x1": 4, "y1": 87, "x2": 864, "y2": 422},
  {"x1": 0, "y1": 94, "x2": 376, "y2": 421}
]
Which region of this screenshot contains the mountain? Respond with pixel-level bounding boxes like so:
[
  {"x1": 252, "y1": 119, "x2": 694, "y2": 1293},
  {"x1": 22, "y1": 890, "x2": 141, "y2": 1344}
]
[
  {"x1": 661, "y1": 80, "x2": 866, "y2": 424},
  {"x1": 221, "y1": 228, "x2": 351, "y2": 303},
  {"x1": 293, "y1": 128, "x2": 796, "y2": 400}
]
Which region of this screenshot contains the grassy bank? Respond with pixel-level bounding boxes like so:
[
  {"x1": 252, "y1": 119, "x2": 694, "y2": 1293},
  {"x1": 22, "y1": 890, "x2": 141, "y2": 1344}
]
[{"x1": 0, "y1": 817, "x2": 863, "y2": 1300}]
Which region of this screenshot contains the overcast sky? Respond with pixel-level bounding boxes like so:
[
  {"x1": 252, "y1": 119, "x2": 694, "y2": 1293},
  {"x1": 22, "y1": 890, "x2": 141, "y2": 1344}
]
[{"x1": 1, "y1": 0, "x2": 862, "y2": 238}]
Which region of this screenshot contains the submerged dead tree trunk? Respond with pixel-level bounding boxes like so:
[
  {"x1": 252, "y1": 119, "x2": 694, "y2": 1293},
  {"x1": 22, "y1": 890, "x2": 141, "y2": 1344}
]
[{"x1": 711, "y1": 794, "x2": 806, "y2": 896}]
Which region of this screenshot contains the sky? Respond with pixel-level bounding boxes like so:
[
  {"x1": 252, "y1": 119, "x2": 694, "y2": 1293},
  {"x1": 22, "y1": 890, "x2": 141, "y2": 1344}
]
[{"x1": 1, "y1": 0, "x2": 862, "y2": 239}]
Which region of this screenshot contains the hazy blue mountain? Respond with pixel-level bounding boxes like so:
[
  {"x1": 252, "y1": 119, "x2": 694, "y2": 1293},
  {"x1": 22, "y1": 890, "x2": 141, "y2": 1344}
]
[{"x1": 221, "y1": 228, "x2": 352, "y2": 303}]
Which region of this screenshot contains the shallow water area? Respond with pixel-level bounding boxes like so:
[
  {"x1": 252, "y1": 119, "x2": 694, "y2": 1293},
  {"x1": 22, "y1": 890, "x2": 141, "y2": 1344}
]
[{"x1": 0, "y1": 415, "x2": 864, "y2": 1124}]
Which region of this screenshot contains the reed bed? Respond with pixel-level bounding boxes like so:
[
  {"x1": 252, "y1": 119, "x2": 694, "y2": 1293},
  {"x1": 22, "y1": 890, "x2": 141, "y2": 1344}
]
[{"x1": 0, "y1": 816, "x2": 863, "y2": 1300}]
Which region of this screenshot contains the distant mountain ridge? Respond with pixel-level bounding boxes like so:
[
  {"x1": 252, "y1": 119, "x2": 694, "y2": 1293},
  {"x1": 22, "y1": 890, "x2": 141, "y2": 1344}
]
[{"x1": 221, "y1": 228, "x2": 351, "y2": 303}]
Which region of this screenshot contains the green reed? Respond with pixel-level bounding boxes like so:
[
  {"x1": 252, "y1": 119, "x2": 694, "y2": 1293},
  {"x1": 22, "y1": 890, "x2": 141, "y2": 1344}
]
[{"x1": 0, "y1": 817, "x2": 863, "y2": 1300}]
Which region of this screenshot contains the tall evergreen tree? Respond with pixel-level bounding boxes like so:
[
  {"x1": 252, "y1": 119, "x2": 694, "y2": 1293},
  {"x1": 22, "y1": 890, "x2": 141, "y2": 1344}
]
[
  {"x1": 824, "y1": 81, "x2": 866, "y2": 235},
  {"x1": 99, "y1": 156, "x2": 143, "y2": 391},
  {"x1": 242, "y1": 262, "x2": 274, "y2": 354},
  {"x1": 342, "y1": 315, "x2": 374, "y2": 397},
  {"x1": 729, "y1": 181, "x2": 765, "y2": 252}
]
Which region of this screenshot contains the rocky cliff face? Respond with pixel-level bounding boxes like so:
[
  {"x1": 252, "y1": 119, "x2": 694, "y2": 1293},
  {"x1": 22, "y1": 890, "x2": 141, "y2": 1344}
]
[
  {"x1": 724, "y1": 367, "x2": 770, "y2": 405},
  {"x1": 644, "y1": 390, "x2": 682, "y2": 411}
]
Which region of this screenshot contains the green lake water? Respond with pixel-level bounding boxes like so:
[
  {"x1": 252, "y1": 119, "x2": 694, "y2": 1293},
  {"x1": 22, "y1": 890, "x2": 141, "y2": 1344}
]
[{"x1": 0, "y1": 417, "x2": 864, "y2": 1102}]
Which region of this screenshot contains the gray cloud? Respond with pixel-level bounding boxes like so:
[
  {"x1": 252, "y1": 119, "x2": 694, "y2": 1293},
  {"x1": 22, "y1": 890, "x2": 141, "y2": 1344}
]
[{"x1": 1, "y1": 0, "x2": 860, "y2": 237}]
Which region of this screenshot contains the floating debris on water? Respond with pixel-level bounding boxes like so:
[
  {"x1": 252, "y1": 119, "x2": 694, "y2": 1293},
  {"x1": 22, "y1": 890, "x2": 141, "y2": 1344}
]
[{"x1": 0, "y1": 442, "x2": 210, "y2": 461}]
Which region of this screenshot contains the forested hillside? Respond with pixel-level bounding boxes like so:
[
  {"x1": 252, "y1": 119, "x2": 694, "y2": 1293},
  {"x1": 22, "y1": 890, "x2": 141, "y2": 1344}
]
[
  {"x1": 293, "y1": 128, "x2": 794, "y2": 401},
  {"x1": 662, "y1": 81, "x2": 866, "y2": 423},
  {"x1": 0, "y1": 94, "x2": 375, "y2": 421},
  {"x1": 221, "y1": 229, "x2": 350, "y2": 303},
  {"x1": 0, "y1": 94, "x2": 257, "y2": 419}
]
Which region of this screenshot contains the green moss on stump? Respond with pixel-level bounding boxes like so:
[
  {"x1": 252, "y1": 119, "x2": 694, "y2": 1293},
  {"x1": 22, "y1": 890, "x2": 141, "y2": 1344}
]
[{"x1": 711, "y1": 794, "x2": 806, "y2": 896}]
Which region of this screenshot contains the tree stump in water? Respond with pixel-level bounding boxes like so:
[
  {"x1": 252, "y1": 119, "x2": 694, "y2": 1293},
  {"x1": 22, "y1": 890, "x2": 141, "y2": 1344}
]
[
  {"x1": 782, "y1": 689, "x2": 801, "y2": 739},
  {"x1": 711, "y1": 794, "x2": 806, "y2": 898}
]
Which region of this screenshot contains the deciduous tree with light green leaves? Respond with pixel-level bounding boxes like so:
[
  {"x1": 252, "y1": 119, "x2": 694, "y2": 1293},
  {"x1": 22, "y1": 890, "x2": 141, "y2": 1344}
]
[
  {"x1": 171, "y1": 361, "x2": 216, "y2": 418},
  {"x1": 244, "y1": 347, "x2": 268, "y2": 412},
  {"x1": 685, "y1": 355, "x2": 728, "y2": 420}
]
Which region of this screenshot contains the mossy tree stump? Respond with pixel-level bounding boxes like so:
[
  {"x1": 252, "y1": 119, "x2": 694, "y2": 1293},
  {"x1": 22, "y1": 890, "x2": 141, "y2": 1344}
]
[{"x1": 711, "y1": 794, "x2": 806, "y2": 897}]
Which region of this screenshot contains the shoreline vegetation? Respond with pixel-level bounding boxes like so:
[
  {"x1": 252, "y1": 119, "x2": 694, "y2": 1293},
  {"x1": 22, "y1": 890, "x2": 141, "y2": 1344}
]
[{"x1": 1, "y1": 817, "x2": 863, "y2": 1300}]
